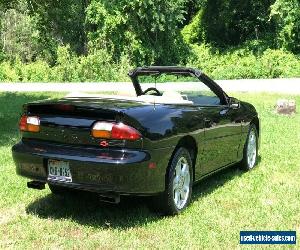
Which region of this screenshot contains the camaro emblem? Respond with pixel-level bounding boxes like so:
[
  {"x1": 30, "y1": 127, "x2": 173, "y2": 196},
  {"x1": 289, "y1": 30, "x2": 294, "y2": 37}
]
[{"x1": 100, "y1": 140, "x2": 109, "y2": 147}]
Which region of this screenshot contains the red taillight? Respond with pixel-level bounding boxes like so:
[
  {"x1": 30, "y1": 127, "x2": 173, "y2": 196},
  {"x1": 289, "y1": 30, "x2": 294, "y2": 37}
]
[
  {"x1": 19, "y1": 115, "x2": 40, "y2": 133},
  {"x1": 19, "y1": 115, "x2": 28, "y2": 131},
  {"x1": 111, "y1": 123, "x2": 141, "y2": 140},
  {"x1": 92, "y1": 122, "x2": 141, "y2": 141}
]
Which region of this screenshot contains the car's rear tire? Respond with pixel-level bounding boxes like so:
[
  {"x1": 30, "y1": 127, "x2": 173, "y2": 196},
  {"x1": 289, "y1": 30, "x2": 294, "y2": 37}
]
[
  {"x1": 151, "y1": 147, "x2": 193, "y2": 215},
  {"x1": 48, "y1": 183, "x2": 71, "y2": 195},
  {"x1": 240, "y1": 124, "x2": 258, "y2": 171}
]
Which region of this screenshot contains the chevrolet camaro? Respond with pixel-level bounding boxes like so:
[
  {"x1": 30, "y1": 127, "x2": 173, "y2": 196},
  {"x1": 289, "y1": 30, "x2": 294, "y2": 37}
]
[{"x1": 12, "y1": 66, "x2": 260, "y2": 215}]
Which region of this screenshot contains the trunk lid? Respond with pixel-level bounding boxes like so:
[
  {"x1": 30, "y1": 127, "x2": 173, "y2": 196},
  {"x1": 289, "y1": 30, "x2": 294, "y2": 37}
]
[{"x1": 22, "y1": 97, "x2": 152, "y2": 148}]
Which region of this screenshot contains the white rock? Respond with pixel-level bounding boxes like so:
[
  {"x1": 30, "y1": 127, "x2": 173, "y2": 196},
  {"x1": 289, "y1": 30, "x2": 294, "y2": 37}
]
[{"x1": 276, "y1": 99, "x2": 296, "y2": 114}]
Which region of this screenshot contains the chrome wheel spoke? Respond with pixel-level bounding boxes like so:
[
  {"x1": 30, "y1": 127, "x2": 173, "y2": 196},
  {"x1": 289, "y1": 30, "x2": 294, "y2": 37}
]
[
  {"x1": 181, "y1": 163, "x2": 188, "y2": 176},
  {"x1": 175, "y1": 162, "x2": 181, "y2": 177},
  {"x1": 181, "y1": 186, "x2": 188, "y2": 198},
  {"x1": 173, "y1": 176, "x2": 179, "y2": 189},
  {"x1": 184, "y1": 173, "x2": 190, "y2": 184},
  {"x1": 180, "y1": 190, "x2": 185, "y2": 201},
  {"x1": 174, "y1": 189, "x2": 179, "y2": 205}
]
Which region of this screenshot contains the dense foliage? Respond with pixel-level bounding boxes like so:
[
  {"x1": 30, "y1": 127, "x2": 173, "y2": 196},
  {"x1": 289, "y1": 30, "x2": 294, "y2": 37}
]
[
  {"x1": 86, "y1": 0, "x2": 189, "y2": 65},
  {"x1": 0, "y1": 0, "x2": 300, "y2": 81},
  {"x1": 270, "y1": 0, "x2": 300, "y2": 53}
]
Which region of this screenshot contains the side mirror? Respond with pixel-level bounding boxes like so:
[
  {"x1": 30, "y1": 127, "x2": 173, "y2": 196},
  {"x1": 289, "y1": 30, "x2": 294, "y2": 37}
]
[{"x1": 229, "y1": 97, "x2": 240, "y2": 109}]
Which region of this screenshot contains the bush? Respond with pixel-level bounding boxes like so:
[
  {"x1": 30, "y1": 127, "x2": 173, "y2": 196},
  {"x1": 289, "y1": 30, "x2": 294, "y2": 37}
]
[
  {"x1": 1, "y1": 43, "x2": 300, "y2": 82},
  {"x1": 261, "y1": 49, "x2": 300, "y2": 78},
  {"x1": 0, "y1": 45, "x2": 132, "y2": 82},
  {"x1": 50, "y1": 45, "x2": 80, "y2": 82},
  {"x1": 77, "y1": 50, "x2": 131, "y2": 82},
  {"x1": 21, "y1": 61, "x2": 51, "y2": 82},
  {"x1": 0, "y1": 62, "x2": 18, "y2": 81},
  {"x1": 188, "y1": 44, "x2": 300, "y2": 79}
]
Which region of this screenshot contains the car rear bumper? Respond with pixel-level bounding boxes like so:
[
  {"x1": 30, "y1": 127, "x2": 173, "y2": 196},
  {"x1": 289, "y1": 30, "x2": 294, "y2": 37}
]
[{"x1": 12, "y1": 140, "x2": 173, "y2": 195}]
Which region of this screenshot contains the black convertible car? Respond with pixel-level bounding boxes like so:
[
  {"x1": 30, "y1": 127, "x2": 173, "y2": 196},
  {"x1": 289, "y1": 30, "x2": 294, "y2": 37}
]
[{"x1": 12, "y1": 66, "x2": 260, "y2": 215}]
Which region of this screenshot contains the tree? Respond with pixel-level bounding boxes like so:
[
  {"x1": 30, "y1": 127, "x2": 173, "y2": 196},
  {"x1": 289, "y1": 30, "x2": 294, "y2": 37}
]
[
  {"x1": 183, "y1": 0, "x2": 275, "y2": 47},
  {"x1": 0, "y1": 5, "x2": 39, "y2": 62},
  {"x1": 86, "y1": 0, "x2": 189, "y2": 65},
  {"x1": 26, "y1": 0, "x2": 89, "y2": 62},
  {"x1": 270, "y1": 0, "x2": 300, "y2": 53}
]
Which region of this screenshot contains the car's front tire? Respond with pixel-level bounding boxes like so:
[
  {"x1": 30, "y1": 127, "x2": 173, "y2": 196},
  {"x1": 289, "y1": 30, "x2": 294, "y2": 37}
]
[
  {"x1": 241, "y1": 124, "x2": 258, "y2": 171},
  {"x1": 152, "y1": 147, "x2": 193, "y2": 215}
]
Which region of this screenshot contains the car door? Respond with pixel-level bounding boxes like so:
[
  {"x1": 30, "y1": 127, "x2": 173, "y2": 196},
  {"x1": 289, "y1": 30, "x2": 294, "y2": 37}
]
[
  {"x1": 194, "y1": 75, "x2": 242, "y2": 175},
  {"x1": 200, "y1": 104, "x2": 242, "y2": 175},
  {"x1": 179, "y1": 74, "x2": 242, "y2": 176}
]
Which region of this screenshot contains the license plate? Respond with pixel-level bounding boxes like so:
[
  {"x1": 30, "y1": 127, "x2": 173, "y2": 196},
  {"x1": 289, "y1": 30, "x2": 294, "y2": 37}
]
[{"x1": 48, "y1": 160, "x2": 72, "y2": 182}]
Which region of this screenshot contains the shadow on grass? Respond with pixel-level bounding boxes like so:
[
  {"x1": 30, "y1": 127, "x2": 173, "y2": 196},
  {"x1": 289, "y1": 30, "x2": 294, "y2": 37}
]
[
  {"x1": 192, "y1": 156, "x2": 261, "y2": 201},
  {"x1": 0, "y1": 92, "x2": 52, "y2": 146},
  {"x1": 25, "y1": 163, "x2": 252, "y2": 229},
  {"x1": 26, "y1": 192, "x2": 158, "y2": 228},
  {"x1": 192, "y1": 165, "x2": 242, "y2": 201}
]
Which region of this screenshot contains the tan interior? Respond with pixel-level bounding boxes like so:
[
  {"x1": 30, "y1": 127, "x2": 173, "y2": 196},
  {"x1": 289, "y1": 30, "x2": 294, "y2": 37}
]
[{"x1": 65, "y1": 90, "x2": 193, "y2": 105}]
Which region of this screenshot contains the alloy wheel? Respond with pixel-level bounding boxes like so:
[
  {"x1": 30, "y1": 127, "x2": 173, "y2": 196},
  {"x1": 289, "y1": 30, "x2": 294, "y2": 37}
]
[
  {"x1": 247, "y1": 128, "x2": 257, "y2": 169},
  {"x1": 173, "y1": 156, "x2": 191, "y2": 210}
]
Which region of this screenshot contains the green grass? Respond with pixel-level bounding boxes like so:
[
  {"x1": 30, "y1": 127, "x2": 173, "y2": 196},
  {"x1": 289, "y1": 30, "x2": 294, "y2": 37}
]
[{"x1": 0, "y1": 92, "x2": 299, "y2": 249}]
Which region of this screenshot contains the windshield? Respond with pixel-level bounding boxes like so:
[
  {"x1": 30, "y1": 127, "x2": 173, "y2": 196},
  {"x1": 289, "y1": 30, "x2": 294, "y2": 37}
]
[{"x1": 137, "y1": 73, "x2": 221, "y2": 106}]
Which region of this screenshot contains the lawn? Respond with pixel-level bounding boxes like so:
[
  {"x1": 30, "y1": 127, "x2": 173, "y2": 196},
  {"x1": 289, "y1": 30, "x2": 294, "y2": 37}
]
[{"x1": 0, "y1": 92, "x2": 299, "y2": 249}]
